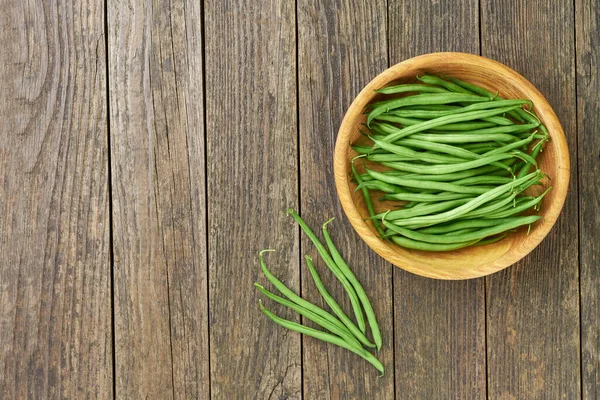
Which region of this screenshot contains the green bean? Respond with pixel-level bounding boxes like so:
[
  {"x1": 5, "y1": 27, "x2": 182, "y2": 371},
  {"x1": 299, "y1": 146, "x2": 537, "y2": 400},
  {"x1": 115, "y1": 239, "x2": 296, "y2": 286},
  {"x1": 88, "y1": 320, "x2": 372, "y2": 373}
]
[
  {"x1": 366, "y1": 168, "x2": 494, "y2": 194},
  {"x1": 367, "y1": 93, "x2": 489, "y2": 125},
  {"x1": 481, "y1": 135, "x2": 536, "y2": 157},
  {"x1": 452, "y1": 175, "x2": 514, "y2": 185},
  {"x1": 442, "y1": 75, "x2": 526, "y2": 122},
  {"x1": 461, "y1": 193, "x2": 520, "y2": 219},
  {"x1": 254, "y1": 283, "x2": 362, "y2": 349},
  {"x1": 388, "y1": 109, "x2": 514, "y2": 125},
  {"x1": 375, "y1": 114, "x2": 496, "y2": 131},
  {"x1": 517, "y1": 138, "x2": 546, "y2": 178},
  {"x1": 380, "y1": 153, "x2": 514, "y2": 175},
  {"x1": 374, "y1": 105, "x2": 520, "y2": 142},
  {"x1": 259, "y1": 300, "x2": 384, "y2": 375},
  {"x1": 388, "y1": 233, "x2": 480, "y2": 251},
  {"x1": 386, "y1": 215, "x2": 541, "y2": 244},
  {"x1": 440, "y1": 228, "x2": 479, "y2": 236},
  {"x1": 486, "y1": 188, "x2": 551, "y2": 218},
  {"x1": 370, "y1": 139, "x2": 467, "y2": 164},
  {"x1": 355, "y1": 179, "x2": 407, "y2": 194},
  {"x1": 287, "y1": 210, "x2": 366, "y2": 334},
  {"x1": 258, "y1": 250, "x2": 350, "y2": 335},
  {"x1": 418, "y1": 217, "x2": 530, "y2": 234},
  {"x1": 390, "y1": 167, "x2": 506, "y2": 182},
  {"x1": 475, "y1": 234, "x2": 508, "y2": 246},
  {"x1": 351, "y1": 161, "x2": 385, "y2": 235},
  {"x1": 374, "y1": 83, "x2": 449, "y2": 94},
  {"x1": 352, "y1": 145, "x2": 387, "y2": 155},
  {"x1": 374, "y1": 198, "x2": 473, "y2": 222},
  {"x1": 322, "y1": 219, "x2": 382, "y2": 351},
  {"x1": 512, "y1": 150, "x2": 538, "y2": 166},
  {"x1": 427, "y1": 122, "x2": 539, "y2": 136},
  {"x1": 303, "y1": 256, "x2": 376, "y2": 348},
  {"x1": 384, "y1": 171, "x2": 541, "y2": 227},
  {"x1": 381, "y1": 192, "x2": 472, "y2": 202},
  {"x1": 418, "y1": 74, "x2": 477, "y2": 94},
  {"x1": 406, "y1": 133, "x2": 519, "y2": 144}
]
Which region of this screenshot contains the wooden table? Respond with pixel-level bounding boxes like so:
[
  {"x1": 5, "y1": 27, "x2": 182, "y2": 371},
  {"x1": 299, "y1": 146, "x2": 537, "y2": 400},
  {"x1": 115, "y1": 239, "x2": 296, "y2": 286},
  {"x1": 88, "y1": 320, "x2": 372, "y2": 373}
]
[{"x1": 1, "y1": 0, "x2": 598, "y2": 398}]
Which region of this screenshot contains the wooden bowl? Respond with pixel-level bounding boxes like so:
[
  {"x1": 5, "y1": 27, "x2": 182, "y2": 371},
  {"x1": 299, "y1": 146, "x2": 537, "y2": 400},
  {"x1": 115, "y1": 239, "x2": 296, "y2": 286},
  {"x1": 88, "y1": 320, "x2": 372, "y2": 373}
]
[{"x1": 334, "y1": 52, "x2": 570, "y2": 280}]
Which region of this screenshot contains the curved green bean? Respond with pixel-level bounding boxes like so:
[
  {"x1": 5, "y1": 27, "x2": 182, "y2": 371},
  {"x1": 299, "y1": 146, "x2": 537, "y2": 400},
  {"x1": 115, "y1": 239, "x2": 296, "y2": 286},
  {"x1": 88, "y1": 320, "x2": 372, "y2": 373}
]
[
  {"x1": 303, "y1": 255, "x2": 376, "y2": 348},
  {"x1": 254, "y1": 283, "x2": 362, "y2": 349},
  {"x1": 259, "y1": 301, "x2": 384, "y2": 375},
  {"x1": 322, "y1": 219, "x2": 382, "y2": 351},
  {"x1": 258, "y1": 250, "x2": 351, "y2": 335}
]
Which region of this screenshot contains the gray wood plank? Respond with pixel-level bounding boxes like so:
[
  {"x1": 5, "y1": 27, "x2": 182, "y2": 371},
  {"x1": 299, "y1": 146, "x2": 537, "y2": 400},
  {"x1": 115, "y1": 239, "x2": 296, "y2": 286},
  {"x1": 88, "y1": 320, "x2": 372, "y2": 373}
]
[
  {"x1": 297, "y1": 1, "x2": 394, "y2": 398},
  {"x1": 576, "y1": 0, "x2": 600, "y2": 398},
  {"x1": 0, "y1": 1, "x2": 112, "y2": 398},
  {"x1": 481, "y1": 1, "x2": 581, "y2": 398},
  {"x1": 204, "y1": 1, "x2": 301, "y2": 398},
  {"x1": 387, "y1": 1, "x2": 487, "y2": 399},
  {"x1": 107, "y1": 0, "x2": 208, "y2": 397}
]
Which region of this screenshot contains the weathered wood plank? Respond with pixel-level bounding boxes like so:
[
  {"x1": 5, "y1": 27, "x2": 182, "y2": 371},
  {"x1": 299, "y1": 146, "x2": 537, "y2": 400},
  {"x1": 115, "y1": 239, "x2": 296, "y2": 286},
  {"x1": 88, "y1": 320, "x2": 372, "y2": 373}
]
[
  {"x1": 297, "y1": 1, "x2": 394, "y2": 398},
  {"x1": 387, "y1": 1, "x2": 487, "y2": 398},
  {"x1": 481, "y1": 1, "x2": 580, "y2": 398},
  {"x1": 205, "y1": 1, "x2": 301, "y2": 398},
  {"x1": 576, "y1": 0, "x2": 600, "y2": 398},
  {"x1": 108, "y1": 0, "x2": 208, "y2": 397},
  {"x1": 0, "y1": 0, "x2": 112, "y2": 398}
]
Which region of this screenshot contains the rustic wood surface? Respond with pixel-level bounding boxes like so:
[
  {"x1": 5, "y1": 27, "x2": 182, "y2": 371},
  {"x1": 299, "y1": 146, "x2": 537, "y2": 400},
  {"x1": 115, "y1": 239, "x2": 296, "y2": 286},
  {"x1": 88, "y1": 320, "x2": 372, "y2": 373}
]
[
  {"x1": 0, "y1": 1, "x2": 598, "y2": 399},
  {"x1": 481, "y1": 1, "x2": 581, "y2": 398},
  {"x1": 576, "y1": 0, "x2": 600, "y2": 399}
]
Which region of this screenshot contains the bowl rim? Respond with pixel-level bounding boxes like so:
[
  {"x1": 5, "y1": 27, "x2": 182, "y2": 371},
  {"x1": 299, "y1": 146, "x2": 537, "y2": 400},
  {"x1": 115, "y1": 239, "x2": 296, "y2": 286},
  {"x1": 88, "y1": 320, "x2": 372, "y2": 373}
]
[{"x1": 333, "y1": 52, "x2": 570, "y2": 280}]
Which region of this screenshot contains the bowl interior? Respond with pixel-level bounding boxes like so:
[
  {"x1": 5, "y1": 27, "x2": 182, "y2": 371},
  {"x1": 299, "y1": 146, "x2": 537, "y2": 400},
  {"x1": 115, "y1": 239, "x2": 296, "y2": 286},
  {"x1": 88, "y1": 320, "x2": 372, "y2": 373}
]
[{"x1": 334, "y1": 53, "x2": 569, "y2": 279}]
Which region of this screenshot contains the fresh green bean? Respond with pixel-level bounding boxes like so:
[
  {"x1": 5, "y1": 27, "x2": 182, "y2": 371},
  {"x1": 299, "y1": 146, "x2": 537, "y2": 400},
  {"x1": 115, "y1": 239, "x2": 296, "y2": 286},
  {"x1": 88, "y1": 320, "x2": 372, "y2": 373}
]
[
  {"x1": 259, "y1": 250, "x2": 350, "y2": 335},
  {"x1": 383, "y1": 171, "x2": 541, "y2": 227},
  {"x1": 303, "y1": 255, "x2": 376, "y2": 348},
  {"x1": 366, "y1": 168, "x2": 494, "y2": 194},
  {"x1": 375, "y1": 114, "x2": 497, "y2": 131},
  {"x1": 370, "y1": 138, "x2": 467, "y2": 164},
  {"x1": 367, "y1": 93, "x2": 490, "y2": 125},
  {"x1": 475, "y1": 234, "x2": 508, "y2": 246},
  {"x1": 388, "y1": 109, "x2": 514, "y2": 125},
  {"x1": 254, "y1": 283, "x2": 362, "y2": 349},
  {"x1": 351, "y1": 161, "x2": 385, "y2": 235},
  {"x1": 486, "y1": 188, "x2": 551, "y2": 218},
  {"x1": 426, "y1": 122, "x2": 539, "y2": 136},
  {"x1": 452, "y1": 175, "x2": 514, "y2": 185},
  {"x1": 418, "y1": 74, "x2": 478, "y2": 94},
  {"x1": 379, "y1": 153, "x2": 514, "y2": 175},
  {"x1": 355, "y1": 179, "x2": 407, "y2": 194},
  {"x1": 407, "y1": 133, "x2": 519, "y2": 144},
  {"x1": 374, "y1": 198, "x2": 473, "y2": 221},
  {"x1": 442, "y1": 75, "x2": 526, "y2": 122},
  {"x1": 374, "y1": 83, "x2": 449, "y2": 94},
  {"x1": 381, "y1": 192, "x2": 472, "y2": 202},
  {"x1": 287, "y1": 210, "x2": 366, "y2": 334},
  {"x1": 386, "y1": 215, "x2": 541, "y2": 244},
  {"x1": 373, "y1": 105, "x2": 520, "y2": 142},
  {"x1": 418, "y1": 217, "x2": 531, "y2": 234},
  {"x1": 388, "y1": 233, "x2": 480, "y2": 251},
  {"x1": 322, "y1": 219, "x2": 382, "y2": 351},
  {"x1": 259, "y1": 300, "x2": 384, "y2": 375}
]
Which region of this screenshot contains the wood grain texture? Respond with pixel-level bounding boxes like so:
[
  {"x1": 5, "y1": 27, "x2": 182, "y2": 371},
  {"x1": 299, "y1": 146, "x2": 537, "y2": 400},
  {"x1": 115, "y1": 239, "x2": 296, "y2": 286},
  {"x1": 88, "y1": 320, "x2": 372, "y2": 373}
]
[
  {"x1": 387, "y1": 1, "x2": 487, "y2": 398},
  {"x1": 205, "y1": 1, "x2": 301, "y2": 398},
  {"x1": 297, "y1": 1, "x2": 394, "y2": 398},
  {"x1": 108, "y1": 0, "x2": 208, "y2": 397},
  {"x1": 576, "y1": 0, "x2": 600, "y2": 397},
  {"x1": 481, "y1": 0, "x2": 581, "y2": 398},
  {"x1": 0, "y1": 0, "x2": 112, "y2": 398}
]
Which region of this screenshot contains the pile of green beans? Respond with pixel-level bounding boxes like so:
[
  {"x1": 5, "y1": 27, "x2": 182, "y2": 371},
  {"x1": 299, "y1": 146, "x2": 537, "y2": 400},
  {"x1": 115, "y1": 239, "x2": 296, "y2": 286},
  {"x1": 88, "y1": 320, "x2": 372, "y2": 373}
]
[
  {"x1": 256, "y1": 209, "x2": 384, "y2": 374},
  {"x1": 352, "y1": 74, "x2": 550, "y2": 251}
]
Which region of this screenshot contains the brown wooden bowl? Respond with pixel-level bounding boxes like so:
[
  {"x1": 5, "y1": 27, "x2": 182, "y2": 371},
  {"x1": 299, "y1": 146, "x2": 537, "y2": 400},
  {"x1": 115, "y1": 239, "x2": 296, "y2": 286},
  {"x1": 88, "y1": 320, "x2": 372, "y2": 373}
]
[{"x1": 334, "y1": 52, "x2": 570, "y2": 280}]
